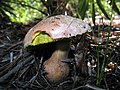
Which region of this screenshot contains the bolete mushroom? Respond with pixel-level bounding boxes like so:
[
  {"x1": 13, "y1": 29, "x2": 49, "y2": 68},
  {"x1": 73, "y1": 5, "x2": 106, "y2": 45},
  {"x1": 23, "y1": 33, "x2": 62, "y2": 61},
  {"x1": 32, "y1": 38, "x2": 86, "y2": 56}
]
[{"x1": 24, "y1": 15, "x2": 91, "y2": 84}]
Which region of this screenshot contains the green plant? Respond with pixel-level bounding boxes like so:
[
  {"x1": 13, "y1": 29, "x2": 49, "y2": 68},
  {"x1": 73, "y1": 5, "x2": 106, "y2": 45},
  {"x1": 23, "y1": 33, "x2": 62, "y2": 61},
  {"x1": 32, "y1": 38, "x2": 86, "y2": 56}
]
[
  {"x1": 77, "y1": 0, "x2": 120, "y2": 23},
  {"x1": 96, "y1": 1, "x2": 113, "y2": 87},
  {"x1": 109, "y1": 0, "x2": 120, "y2": 15},
  {"x1": 77, "y1": 0, "x2": 89, "y2": 20},
  {"x1": 9, "y1": 0, "x2": 46, "y2": 23},
  {"x1": 0, "y1": 0, "x2": 15, "y2": 22}
]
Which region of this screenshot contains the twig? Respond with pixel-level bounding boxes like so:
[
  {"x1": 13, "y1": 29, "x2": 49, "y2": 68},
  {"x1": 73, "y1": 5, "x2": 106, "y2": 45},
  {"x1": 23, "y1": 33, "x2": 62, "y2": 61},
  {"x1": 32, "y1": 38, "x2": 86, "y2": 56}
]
[
  {"x1": 0, "y1": 55, "x2": 34, "y2": 83},
  {"x1": 72, "y1": 84, "x2": 106, "y2": 90},
  {"x1": 4, "y1": 41, "x2": 23, "y2": 52},
  {"x1": 0, "y1": 54, "x2": 22, "y2": 77}
]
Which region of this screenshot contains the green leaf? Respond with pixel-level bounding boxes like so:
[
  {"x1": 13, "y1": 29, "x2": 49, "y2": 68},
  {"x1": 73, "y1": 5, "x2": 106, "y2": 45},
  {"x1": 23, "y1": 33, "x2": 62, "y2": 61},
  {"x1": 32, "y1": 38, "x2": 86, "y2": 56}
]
[
  {"x1": 77, "y1": 0, "x2": 89, "y2": 20},
  {"x1": 96, "y1": 0, "x2": 110, "y2": 19},
  {"x1": 91, "y1": 0, "x2": 95, "y2": 25}
]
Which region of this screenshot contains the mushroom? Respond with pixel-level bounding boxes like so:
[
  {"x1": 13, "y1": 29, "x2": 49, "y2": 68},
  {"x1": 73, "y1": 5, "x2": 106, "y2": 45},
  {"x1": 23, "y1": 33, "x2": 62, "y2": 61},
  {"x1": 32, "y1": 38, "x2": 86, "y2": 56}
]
[{"x1": 24, "y1": 15, "x2": 91, "y2": 84}]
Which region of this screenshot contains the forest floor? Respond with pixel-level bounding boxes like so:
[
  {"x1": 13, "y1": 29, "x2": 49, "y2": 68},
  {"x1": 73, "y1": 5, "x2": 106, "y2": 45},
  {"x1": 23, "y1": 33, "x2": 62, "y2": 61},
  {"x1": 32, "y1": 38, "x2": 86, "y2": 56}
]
[{"x1": 0, "y1": 17, "x2": 120, "y2": 90}]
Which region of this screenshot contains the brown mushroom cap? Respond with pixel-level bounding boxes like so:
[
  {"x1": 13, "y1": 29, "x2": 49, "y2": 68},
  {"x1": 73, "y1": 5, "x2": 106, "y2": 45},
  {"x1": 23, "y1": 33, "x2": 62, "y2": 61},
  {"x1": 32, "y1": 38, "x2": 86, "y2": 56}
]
[{"x1": 24, "y1": 15, "x2": 91, "y2": 47}]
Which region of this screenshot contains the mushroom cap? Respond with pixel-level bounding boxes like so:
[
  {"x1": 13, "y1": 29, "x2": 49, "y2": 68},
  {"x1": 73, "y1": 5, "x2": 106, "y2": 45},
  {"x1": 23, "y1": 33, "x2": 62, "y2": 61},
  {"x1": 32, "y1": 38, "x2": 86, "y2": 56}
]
[{"x1": 24, "y1": 15, "x2": 91, "y2": 47}]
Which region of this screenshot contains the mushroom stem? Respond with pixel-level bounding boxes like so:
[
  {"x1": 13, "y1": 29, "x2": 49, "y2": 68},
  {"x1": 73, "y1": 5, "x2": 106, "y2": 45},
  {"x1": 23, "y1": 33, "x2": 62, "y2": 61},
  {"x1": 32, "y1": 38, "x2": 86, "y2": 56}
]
[
  {"x1": 43, "y1": 39, "x2": 70, "y2": 83},
  {"x1": 54, "y1": 39, "x2": 70, "y2": 60}
]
